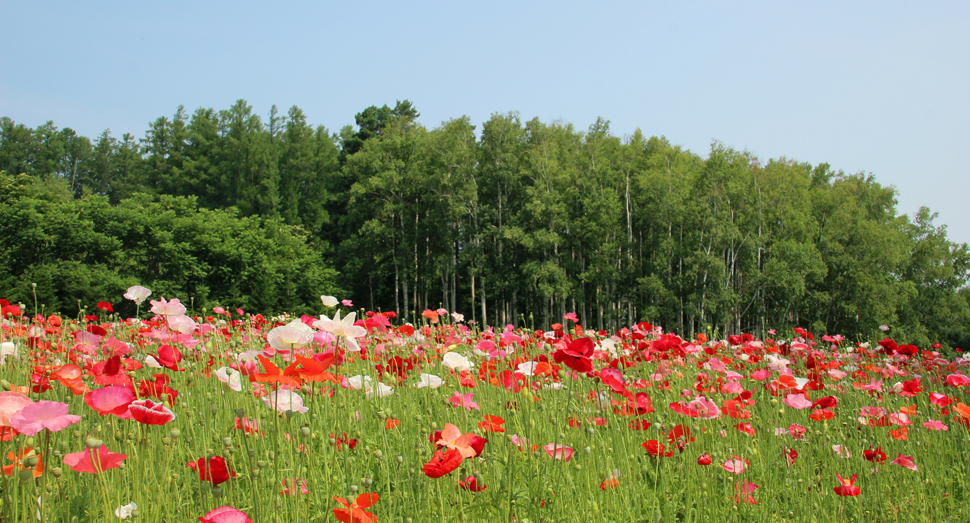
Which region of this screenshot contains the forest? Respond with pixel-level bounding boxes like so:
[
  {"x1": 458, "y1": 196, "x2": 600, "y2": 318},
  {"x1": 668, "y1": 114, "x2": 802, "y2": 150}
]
[{"x1": 1, "y1": 100, "x2": 968, "y2": 347}]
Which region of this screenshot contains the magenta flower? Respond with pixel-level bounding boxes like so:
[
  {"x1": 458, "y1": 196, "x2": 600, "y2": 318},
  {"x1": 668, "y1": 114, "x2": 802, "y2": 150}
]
[
  {"x1": 9, "y1": 401, "x2": 81, "y2": 436},
  {"x1": 448, "y1": 391, "x2": 480, "y2": 411}
]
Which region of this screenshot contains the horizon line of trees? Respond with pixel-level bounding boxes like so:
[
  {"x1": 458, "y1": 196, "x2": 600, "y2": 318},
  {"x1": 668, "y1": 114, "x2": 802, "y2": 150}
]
[{"x1": 2, "y1": 100, "x2": 969, "y2": 348}]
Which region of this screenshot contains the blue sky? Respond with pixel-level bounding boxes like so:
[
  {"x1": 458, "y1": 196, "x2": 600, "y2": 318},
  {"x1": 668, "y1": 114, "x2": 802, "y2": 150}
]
[{"x1": 2, "y1": 1, "x2": 967, "y2": 244}]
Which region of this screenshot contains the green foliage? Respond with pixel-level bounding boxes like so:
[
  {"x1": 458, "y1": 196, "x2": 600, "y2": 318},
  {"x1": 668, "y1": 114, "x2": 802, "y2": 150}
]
[
  {"x1": 1, "y1": 100, "x2": 969, "y2": 347},
  {"x1": 0, "y1": 172, "x2": 341, "y2": 316}
]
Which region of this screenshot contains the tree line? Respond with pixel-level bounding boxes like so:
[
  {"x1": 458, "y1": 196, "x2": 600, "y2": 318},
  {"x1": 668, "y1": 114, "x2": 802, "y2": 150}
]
[{"x1": 1, "y1": 100, "x2": 968, "y2": 348}]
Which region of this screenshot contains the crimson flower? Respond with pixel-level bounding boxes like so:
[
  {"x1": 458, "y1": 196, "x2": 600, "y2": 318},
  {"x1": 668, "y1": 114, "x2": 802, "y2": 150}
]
[
  {"x1": 642, "y1": 440, "x2": 666, "y2": 457},
  {"x1": 423, "y1": 448, "x2": 463, "y2": 478},
  {"x1": 96, "y1": 301, "x2": 114, "y2": 312},
  {"x1": 552, "y1": 337, "x2": 595, "y2": 373},
  {"x1": 333, "y1": 493, "x2": 379, "y2": 523},
  {"x1": 188, "y1": 456, "x2": 236, "y2": 486},
  {"x1": 697, "y1": 453, "x2": 712, "y2": 466},
  {"x1": 863, "y1": 446, "x2": 887, "y2": 464},
  {"x1": 833, "y1": 474, "x2": 861, "y2": 496}
]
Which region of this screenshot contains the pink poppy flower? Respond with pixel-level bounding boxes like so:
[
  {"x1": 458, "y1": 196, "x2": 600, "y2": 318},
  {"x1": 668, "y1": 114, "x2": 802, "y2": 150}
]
[
  {"x1": 945, "y1": 374, "x2": 969, "y2": 387},
  {"x1": 0, "y1": 392, "x2": 33, "y2": 427},
  {"x1": 341, "y1": 300, "x2": 353, "y2": 307},
  {"x1": 128, "y1": 399, "x2": 176, "y2": 425},
  {"x1": 63, "y1": 445, "x2": 127, "y2": 474},
  {"x1": 749, "y1": 369, "x2": 772, "y2": 381},
  {"x1": 734, "y1": 481, "x2": 758, "y2": 504},
  {"x1": 149, "y1": 297, "x2": 186, "y2": 316},
  {"x1": 891, "y1": 453, "x2": 918, "y2": 471},
  {"x1": 923, "y1": 419, "x2": 948, "y2": 431},
  {"x1": 543, "y1": 442, "x2": 574, "y2": 461},
  {"x1": 722, "y1": 456, "x2": 750, "y2": 475},
  {"x1": 9, "y1": 401, "x2": 81, "y2": 436},
  {"x1": 783, "y1": 393, "x2": 812, "y2": 410},
  {"x1": 448, "y1": 391, "x2": 480, "y2": 411},
  {"x1": 831, "y1": 445, "x2": 851, "y2": 459},
  {"x1": 280, "y1": 478, "x2": 309, "y2": 496},
  {"x1": 198, "y1": 506, "x2": 254, "y2": 523},
  {"x1": 788, "y1": 424, "x2": 807, "y2": 440},
  {"x1": 84, "y1": 385, "x2": 136, "y2": 419}
]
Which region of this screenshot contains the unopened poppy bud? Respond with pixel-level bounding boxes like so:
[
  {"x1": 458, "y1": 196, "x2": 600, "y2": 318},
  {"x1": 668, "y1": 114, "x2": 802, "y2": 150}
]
[
  {"x1": 350, "y1": 485, "x2": 358, "y2": 494},
  {"x1": 131, "y1": 510, "x2": 140, "y2": 518},
  {"x1": 222, "y1": 449, "x2": 231, "y2": 458},
  {"x1": 162, "y1": 437, "x2": 172, "y2": 445},
  {"x1": 268, "y1": 451, "x2": 276, "y2": 461},
  {"x1": 363, "y1": 478, "x2": 373, "y2": 487},
  {"x1": 300, "y1": 427, "x2": 310, "y2": 437},
  {"x1": 19, "y1": 470, "x2": 33, "y2": 482},
  {"x1": 396, "y1": 455, "x2": 404, "y2": 464},
  {"x1": 211, "y1": 486, "x2": 223, "y2": 497},
  {"x1": 583, "y1": 447, "x2": 591, "y2": 455},
  {"x1": 586, "y1": 428, "x2": 595, "y2": 436},
  {"x1": 430, "y1": 422, "x2": 438, "y2": 430},
  {"x1": 85, "y1": 437, "x2": 102, "y2": 449},
  {"x1": 25, "y1": 437, "x2": 35, "y2": 447},
  {"x1": 373, "y1": 450, "x2": 383, "y2": 459},
  {"x1": 235, "y1": 409, "x2": 245, "y2": 418},
  {"x1": 222, "y1": 437, "x2": 232, "y2": 447},
  {"x1": 248, "y1": 450, "x2": 256, "y2": 459},
  {"x1": 52, "y1": 467, "x2": 62, "y2": 478},
  {"x1": 25, "y1": 456, "x2": 38, "y2": 467},
  {"x1": 169, "y1": 429, "x2": 181, "y2": 438}
]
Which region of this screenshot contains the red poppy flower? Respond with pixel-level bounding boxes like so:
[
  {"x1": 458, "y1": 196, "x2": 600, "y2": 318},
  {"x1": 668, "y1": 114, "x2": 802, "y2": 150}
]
[
  {"x1": 697, "y1": 453, "x2": 712, "y2": 466},
  {"x1": 458, "y1": 475, "x2": 487, "y2": 492},
  {"x1": 188, "y1": 456, "x2": 236, "y2": 486},
  {"x1": 552, "y1": 337, "x2": 595, "y2": 373},
  {"x1": 138, "y1": 374, "x2": 179, "y2": 401},
  {"x1": 642, "y1": 440, "x2": 666, "y2": 457},
  {"x1": 333, "y1": 493, "x2": 379, "y2": 523},
  {"x1": 833, "y1": 474, "x2": 861, "y2": 496},
  {"x1": 128, "y1": 399, "x2": 176, "y2": 425},
  {"x1": 96, "y1": 301, "x2": 114, "y2": 312},
  {"x1": 198, "y1": 505, "x2": 253, "y2": 523},
  {"x1": 331, "y1": 433, "x2": 358, "y2": 450},
  {"x1": 423, "y1": 448, "x2": 463, "y2": 478},
  {"x1": 863, "y1": 446, "x2": 887, "y2": 464},
  {"x1": 384, "y1": 418, "x2": 401, "y2": 430},
  {"x1": 478, "y1": 415, "x2": 506, "y2": 433}
]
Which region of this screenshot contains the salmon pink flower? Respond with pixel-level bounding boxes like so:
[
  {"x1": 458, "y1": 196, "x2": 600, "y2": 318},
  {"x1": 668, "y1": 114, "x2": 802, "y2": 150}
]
[
  {"x1": 436, "y1": 423, "x2": 479, "y2": 458},
  {"x1": 9, "y1": 401, "x2": 80, "y2": 436},
  {"x1": 543, "y1": 442, "x2": 574, "y2": 461},
  {"x1": 722, "y1": 456, "x2": 750, "y2": 475},
  {"x1": 63, "y1": 445, "x2": 126, "y2": 474},
  {"x1": 198, "y1": 506, "x2": 253, "y2": 523},
  {"x1": 833, "y1": 474, "x2": 861, "y2": 496},
  {"x1": 332, "y1": 493, "x2": 378, "y2": 523},
  {"x1": 923, "y1": 419, "x2": 948, "y2": 431},
  {"x1": 0, "y1": 392, "x2": 33, "y2": 427},
  {"x1": 890, "y1": 453, "x2": 917, "y2": 471}
]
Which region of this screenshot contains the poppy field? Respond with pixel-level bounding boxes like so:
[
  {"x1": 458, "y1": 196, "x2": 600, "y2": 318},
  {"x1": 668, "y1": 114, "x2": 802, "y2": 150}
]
[{"x1": 0, "y1": 290, "x2": 968, "y2": 523}]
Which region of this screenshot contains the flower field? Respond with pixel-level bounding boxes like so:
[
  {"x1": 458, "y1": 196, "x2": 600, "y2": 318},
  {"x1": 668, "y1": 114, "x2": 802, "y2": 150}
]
[{"x1": 0, "y1": 290, "x2": 968, "y2": 523}]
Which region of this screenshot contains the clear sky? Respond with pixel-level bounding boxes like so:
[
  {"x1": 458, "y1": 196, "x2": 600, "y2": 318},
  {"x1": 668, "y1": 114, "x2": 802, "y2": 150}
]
[{"x1": 2, "y1": 1, "x2": 967, "y2": 244}]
